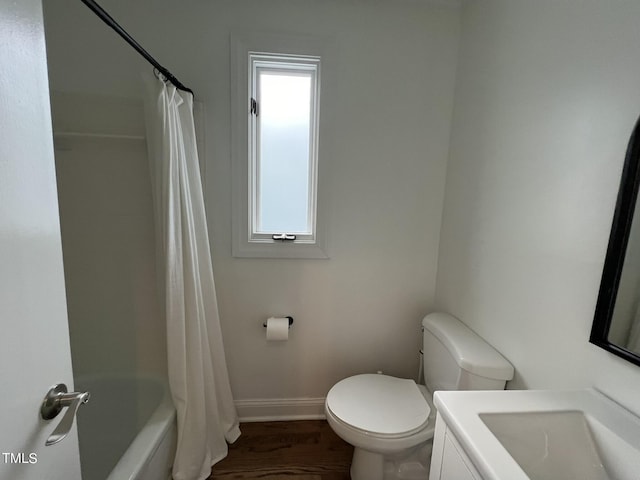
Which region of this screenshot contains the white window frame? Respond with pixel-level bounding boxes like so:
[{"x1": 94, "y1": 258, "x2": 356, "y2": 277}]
[
  {"x1": 249, "y1": 54, "x2": 320, "y2": 243},
  {"x1": 231, "y1": 32, "x2": 328, "y2": 258}
]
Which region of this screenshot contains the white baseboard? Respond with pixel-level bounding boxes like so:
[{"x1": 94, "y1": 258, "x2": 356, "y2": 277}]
[{"x1": 235, "y1": 397, "x2": 326, "y2": 423}]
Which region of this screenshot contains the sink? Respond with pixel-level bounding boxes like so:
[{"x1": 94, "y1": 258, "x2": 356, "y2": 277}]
[
  {"x1": 432, "y1": 389, "x2": 640, "y2": 480},
  {"x1": 480, "y1": 410, "x2": 639, "y2": 480}
]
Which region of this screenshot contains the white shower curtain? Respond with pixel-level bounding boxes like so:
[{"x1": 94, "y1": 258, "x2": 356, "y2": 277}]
[{"x1": 144, "y1": 75, "x2": 240, "y2": 480}]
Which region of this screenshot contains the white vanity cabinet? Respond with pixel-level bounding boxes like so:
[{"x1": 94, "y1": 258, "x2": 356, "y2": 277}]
[{"x1": 429, "y1": 412, "x2": 482, "y2": 480}]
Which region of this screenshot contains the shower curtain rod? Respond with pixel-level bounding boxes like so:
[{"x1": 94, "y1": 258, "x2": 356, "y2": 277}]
[{"x1": 80, "y1": 0, "x2": 194, "y2": 95}]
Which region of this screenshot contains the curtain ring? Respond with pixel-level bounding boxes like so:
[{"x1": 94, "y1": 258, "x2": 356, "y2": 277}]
[{"x1": 153, "y1": 67, "x2": 168, "y2": 83}]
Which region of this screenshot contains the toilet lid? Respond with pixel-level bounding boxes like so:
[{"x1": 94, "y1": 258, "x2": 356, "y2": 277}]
[{"x1": 326, "y1": 374, "x2": 430, "y2": 436}]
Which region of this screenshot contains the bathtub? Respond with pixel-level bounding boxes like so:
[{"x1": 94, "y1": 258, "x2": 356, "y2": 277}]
[{"x1": 74, "y1": 374, "x2": 176, "y2": 480}]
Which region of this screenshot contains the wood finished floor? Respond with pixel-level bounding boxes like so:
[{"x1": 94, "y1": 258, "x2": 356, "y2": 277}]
[{"x1": 208, "y1": 420, "x2": 353, "y2": 479}]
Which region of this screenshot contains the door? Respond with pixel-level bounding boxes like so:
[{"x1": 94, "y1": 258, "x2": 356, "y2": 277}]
[{"x1": 0, "y1": 1, "x2": 82, "y2": 479}]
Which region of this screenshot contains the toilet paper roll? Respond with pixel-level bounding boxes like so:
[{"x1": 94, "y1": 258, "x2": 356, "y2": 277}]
[{"x1": 266, "y1": 317, "x2": 290, "y2": 341}]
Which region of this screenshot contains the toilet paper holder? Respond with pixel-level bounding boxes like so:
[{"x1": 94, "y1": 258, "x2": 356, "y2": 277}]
[{"x1": 263, "y1": 316, "x2": 294, "y2": 328}]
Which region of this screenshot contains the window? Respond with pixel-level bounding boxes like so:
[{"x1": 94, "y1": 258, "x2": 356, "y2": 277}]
[
  {"x1": 231, "y1": 34, "x2": 328, "y2": 258},
  {"x1": 250, "y1": 54, "x2": 319, "y2": 243}
]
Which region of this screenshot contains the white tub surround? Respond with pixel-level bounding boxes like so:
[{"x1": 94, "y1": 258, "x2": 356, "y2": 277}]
[
  {"x1": 429, "y1": 389, "x2": 640, "y2": 480},
  {"x1": 75, "y1": 375, "x2": 176, "y2": 480}
]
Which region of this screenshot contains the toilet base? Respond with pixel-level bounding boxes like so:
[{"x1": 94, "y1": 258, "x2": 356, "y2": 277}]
[
  {"x1": 350, "y1": 441, "x2": 432, "y2": 480},
  {"x1": 351, "y1": 448, "x2": 384, "y2": 480}
]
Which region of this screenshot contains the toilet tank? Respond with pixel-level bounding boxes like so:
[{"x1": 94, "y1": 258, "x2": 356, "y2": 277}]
[{"x1": 422, "y1": 312, "x2": 514, "y2": 392}]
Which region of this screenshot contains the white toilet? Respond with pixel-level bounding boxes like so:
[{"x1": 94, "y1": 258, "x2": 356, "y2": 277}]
[{"x1": 324, "y1": 312, "x2": 514, "y2": 480}]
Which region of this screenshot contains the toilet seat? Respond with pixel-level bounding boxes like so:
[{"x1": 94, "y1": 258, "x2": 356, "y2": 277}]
[{"x1": 325, "y1": 374, "x2": 431, "y2": 438}]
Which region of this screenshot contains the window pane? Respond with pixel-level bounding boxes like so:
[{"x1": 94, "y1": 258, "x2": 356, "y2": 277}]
[{"x1": 257, "y1": 71, "x2": 312, "y2": 234}]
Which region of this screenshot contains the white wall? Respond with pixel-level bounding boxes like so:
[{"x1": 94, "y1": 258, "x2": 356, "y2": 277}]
[
  {"x1": 44, "y1": 0, "x2": 460, "y2": 411},
  {"x1": 436, "y1": 0, "x2": 640, "y2": 415}
]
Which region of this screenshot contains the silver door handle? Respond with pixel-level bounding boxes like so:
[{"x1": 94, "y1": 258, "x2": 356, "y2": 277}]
[{"x1": 41, "y1": 383, "x2": 90, "y2": 446}]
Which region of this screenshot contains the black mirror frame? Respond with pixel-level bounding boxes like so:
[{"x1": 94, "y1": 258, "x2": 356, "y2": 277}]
[{"x1": 590, "y1": 115, "x2": 640, "y2": 368}]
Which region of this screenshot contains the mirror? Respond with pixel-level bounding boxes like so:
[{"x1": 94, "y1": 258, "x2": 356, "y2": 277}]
[{"x1": 591, "y1": 115, "x2": 640, "y2": 367}]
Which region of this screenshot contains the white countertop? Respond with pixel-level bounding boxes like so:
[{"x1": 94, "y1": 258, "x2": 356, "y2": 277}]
[{"x1": 433, "y1": 389, "x2": 640, "y2": 480}]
